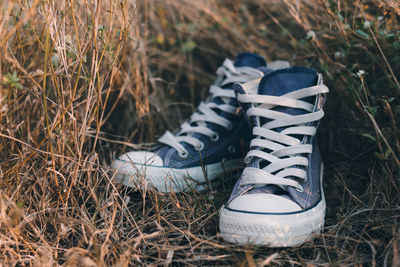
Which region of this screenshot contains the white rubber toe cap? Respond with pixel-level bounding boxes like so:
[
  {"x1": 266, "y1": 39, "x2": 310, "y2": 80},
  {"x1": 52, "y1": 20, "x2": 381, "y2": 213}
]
[
  {"x1": 227, "y1": 194, "x2": 301, "y2": 213},
  {"x1": 114, "y1": 151, "x2": 164, "y2": 167}
]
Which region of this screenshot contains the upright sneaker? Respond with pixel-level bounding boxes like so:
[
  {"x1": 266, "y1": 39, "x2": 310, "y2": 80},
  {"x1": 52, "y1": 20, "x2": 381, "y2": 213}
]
[
  {"x1": 219, "y1": 67, "x2": 329, "y2": 247},
  {"x1": 112, "y1": 53, "x2": 290, "y2": 192}
]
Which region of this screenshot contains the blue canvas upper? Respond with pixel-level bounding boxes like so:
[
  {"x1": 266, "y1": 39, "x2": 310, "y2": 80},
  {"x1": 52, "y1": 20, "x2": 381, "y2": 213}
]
[
  {"x1": 151, "y1": 53, "x2": 270, "y2": 168},
  {"x1": 229, "y1": 67, "x2": 326, "y2": 210}
]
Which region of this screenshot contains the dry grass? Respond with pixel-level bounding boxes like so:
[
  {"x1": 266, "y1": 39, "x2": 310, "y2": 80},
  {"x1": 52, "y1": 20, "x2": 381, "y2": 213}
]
[{"x1": 0, "y1": 0, "x2": 400, "y2": 265}]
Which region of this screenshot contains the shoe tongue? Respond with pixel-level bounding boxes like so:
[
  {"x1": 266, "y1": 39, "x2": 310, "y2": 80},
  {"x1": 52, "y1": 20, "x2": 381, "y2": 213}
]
[
  {"x1": 258, "y1": 67, "x2": 318, "y2": 118},
  {"x1": 234, "y1": 52, "x2": 266, "y2": 68}
]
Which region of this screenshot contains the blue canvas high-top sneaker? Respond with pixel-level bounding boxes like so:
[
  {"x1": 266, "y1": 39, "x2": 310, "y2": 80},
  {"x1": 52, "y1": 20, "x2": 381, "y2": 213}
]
[
  {"x1": 112, "y1": 53, "x2": 290, "y2": 192},
  {"x1": 219, "y1": 67, "x2": 329, "y2": 247}
]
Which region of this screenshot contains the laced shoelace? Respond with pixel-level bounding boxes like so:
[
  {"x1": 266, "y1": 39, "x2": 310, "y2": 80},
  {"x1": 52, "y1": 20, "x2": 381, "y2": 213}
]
[
  {"x1": 158, "y1": 59, "x2": 264, "y2": 157},
  {"x1": 236, "y1": 81, "x2": 329, "y2": 192}
]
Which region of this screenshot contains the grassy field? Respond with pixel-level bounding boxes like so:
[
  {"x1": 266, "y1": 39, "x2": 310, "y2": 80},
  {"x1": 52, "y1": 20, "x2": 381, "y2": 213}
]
[{"x1": 0, "y1": 0, "x2": 400, "y2": 265}]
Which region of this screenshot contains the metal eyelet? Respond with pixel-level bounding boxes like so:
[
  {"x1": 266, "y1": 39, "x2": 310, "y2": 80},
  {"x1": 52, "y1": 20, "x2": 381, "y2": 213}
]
[
  {"x1": 178, "y1": 151, "x2": 188, "y2": 158},
  {"x1": 210, "y1": 133, "x2": 219, "y2": 142},
  {"x1": 295, "y1": 186, "x2": 304, "y2": 193},
  {"x1": 228, "y1": 145, "x2": 236, "y2": 153},
  {"x1": 196, "y1": 142, "x2": 205, "y2": 151}
]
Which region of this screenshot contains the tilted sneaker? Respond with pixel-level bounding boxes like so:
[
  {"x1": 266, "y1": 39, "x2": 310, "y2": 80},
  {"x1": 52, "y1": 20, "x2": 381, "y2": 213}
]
[
  {"x1": 112, "y1": 53, "x2": 290, "y2": 192},
  {"x1": 219, "y1": 67, "x2": 329, "y2": 247}
]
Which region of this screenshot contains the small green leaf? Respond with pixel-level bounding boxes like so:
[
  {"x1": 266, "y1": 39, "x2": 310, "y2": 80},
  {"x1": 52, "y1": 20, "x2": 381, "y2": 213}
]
[
  {"x1": 362, "y1": 133, "x2": 376, "y2": 141},
  {"x1": 16, "y1": 201, "x2": 24, "y2": 208},
  {"x1": 356, "y1": 29, "x2": 369, "y2": 39},
  {"x1": 338, "y1": 13, "x2": 344, "y2": 22},
  {"x1": 181, "y1": 40, "x2": 196, "y2": 53},
  {"x1": 2, "y1": 71, "x2": 22, "y2": 89},
  {"x1": 51, "y1": 53, "x2": 60, "y2": 68},
  {"x1": 374, "y1": 152, "x2": 384, "y2": 160},
  {"x1": 384, "y1": 149, "x2": 390, "y2": 159},
  {"x1": 366, "y1": 106, "x2": 379, "y2": 115}
]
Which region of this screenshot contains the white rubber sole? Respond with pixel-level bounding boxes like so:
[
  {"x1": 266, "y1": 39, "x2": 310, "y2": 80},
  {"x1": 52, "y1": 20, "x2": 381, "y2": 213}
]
[
  {"x1": 219, "y1": 164, "x2": 325, "y2": 247},
  {"x1": 112, "y1": 158, "x2": 243, "y2": 193}
]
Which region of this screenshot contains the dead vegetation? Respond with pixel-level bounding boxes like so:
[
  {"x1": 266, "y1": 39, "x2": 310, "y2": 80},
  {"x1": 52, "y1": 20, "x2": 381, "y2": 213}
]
[{"x1": 0, "y1": 0, "x2": 399, "y2": 265}]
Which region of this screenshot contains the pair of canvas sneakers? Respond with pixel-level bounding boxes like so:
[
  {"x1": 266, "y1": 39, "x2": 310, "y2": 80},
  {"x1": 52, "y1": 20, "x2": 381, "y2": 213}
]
[{"x1": 112, "y1": 52, "x2": 329, "y2": 247}]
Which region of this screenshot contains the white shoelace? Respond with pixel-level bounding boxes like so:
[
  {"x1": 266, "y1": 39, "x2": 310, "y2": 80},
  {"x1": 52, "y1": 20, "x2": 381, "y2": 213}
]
[
  {"x1": 158, "y1": 59, "x2": 264, "y2": 157},
  {"x1": 237, "y1": 82, "x2": 329, "y2": 192}
]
